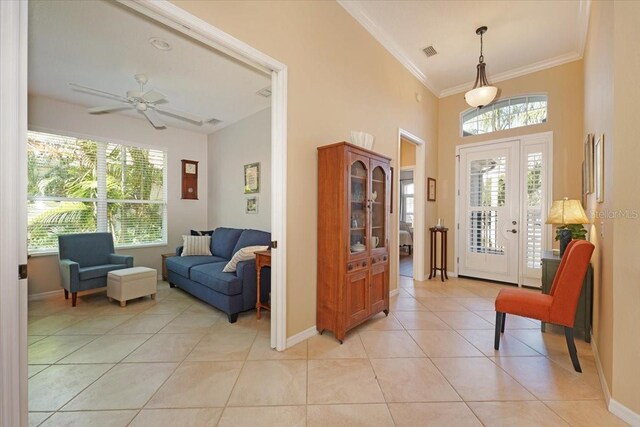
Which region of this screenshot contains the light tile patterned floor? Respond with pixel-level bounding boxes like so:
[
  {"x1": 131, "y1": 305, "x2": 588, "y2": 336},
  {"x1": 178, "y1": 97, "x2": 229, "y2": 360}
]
[{"x1": 28, "y1": 277, "x2": 628, "y2": 426}]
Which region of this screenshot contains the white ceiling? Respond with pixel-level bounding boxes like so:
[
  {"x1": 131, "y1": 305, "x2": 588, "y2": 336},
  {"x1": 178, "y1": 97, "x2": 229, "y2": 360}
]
[
  {"x1": 339, "y1": 0, "x2": 590, "y2": 97},
  {"x1": 28, "y1": 0, "x2": 271, "y2": 134}
]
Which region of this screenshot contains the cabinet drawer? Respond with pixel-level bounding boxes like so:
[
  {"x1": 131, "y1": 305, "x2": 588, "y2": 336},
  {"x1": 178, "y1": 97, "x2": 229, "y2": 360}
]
[
  {"x1": 347, "y1": 259, "x2": 369, "y2": 273},
  {"x1": 371, "y1": 254, "x2": 388, "y2": 265}
]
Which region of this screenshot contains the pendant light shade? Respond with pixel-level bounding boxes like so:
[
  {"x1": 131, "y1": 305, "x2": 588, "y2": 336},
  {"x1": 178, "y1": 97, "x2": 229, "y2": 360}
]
[{"x1": 465, "y1": 26, "x2": 498, "y2": 108}]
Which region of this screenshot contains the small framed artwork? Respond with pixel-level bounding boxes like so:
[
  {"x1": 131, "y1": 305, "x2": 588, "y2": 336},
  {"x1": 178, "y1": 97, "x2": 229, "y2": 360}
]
[
  {"x1": 584, "y1": 133, "x2": 594, "y2": 194},
  {"x1": 246, "y1": 196, "x2": 258, "y2": 214},
  {"x1": 427, "y1": 177, "x2": 436, "y2": 202},
  {"x1": 244, "y1": 162, "x2": 260, "y2": 194},
  {"x1": 595, "y1": 134, "x2": 604, "y2": 203},
  {"x1": 581, "y1": 160, "x2": 587, "y2": 208}
]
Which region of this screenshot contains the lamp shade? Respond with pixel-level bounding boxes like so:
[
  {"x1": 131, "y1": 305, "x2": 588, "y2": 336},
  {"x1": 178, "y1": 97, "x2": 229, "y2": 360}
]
[
  {"x1": 546, "y1": 199, "x2": 589, "y2": 225},
  {"x1": 465, "y1": 85, "x2": 498, "y2": 108}
]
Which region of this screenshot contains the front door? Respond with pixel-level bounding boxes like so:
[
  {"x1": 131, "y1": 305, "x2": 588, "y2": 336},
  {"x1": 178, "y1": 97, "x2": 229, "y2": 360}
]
[{"x1": 458, "y1": 135, "x2": 551, "y2": 286}]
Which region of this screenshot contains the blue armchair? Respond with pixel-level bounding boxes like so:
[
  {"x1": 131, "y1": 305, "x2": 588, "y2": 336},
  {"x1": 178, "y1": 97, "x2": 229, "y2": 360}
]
[{"x1": 58, "y1": 232, "x2": 133, "y2": 306}]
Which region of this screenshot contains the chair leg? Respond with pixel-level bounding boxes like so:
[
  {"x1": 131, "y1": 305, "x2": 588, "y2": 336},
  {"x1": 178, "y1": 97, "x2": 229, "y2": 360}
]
[
  {"x1": 564, "y1": 326, "x2": 582, "y2": 373},
  {"x1": 72, "y1": 292, "x2": 77, "y2": 307},
  {"x1": 501, "y1": 313, "x2": 506, "y2": 333},
  {"x1": 64, "y1": 290, "x2": 69, "y2": 300},
  {"x1": 494, "y1": 311, "x2": 502, "y2": 350}
]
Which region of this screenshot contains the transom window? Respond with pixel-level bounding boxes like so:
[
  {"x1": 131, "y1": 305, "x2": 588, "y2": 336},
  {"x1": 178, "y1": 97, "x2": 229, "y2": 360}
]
[
  {"x1": 27, "y1": 130, "x2": 167, "y2": 253},
  {"x1": 462, "y1": 94, "x2": 547, "y2": 137}
]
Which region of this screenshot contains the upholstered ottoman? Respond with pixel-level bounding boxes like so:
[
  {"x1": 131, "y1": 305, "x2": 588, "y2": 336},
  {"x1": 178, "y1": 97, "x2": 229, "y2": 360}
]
[{"x1": 107, "y1": 267, "x2": 157, "y2": 307}]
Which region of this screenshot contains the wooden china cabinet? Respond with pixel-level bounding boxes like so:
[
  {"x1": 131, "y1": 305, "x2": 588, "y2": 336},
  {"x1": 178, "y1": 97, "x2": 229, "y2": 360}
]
[{"x1": 317, "y1": 142, "x2": 391, "y2": 343}]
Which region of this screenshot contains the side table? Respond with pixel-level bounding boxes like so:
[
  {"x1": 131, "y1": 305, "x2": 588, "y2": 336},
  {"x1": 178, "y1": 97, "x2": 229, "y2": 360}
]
[
  {"x1": 255, "y1": 250, "x2": 272, "y2": 319},
  {"x1": 161, "y1": 253, "x2": 175, "y2": 281},
  {"x1": 428, "y1": 227, "x2": 448, "y2": 282}
]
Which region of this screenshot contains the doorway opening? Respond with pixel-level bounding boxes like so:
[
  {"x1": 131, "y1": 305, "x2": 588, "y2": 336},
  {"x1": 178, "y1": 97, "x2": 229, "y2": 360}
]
[{"x1": 396, "y1": 129, "x2": 425, "y2": 284}]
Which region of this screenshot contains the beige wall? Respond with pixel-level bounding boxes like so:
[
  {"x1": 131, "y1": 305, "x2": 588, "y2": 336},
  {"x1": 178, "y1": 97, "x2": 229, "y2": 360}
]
[
  {"x1": 400, "y1": 138, "x2": 416, "y2": 167},
  {"x1": 583, "y1": 0, "x2": 615, "y2": 396},
  {"x1": 173, "y1": 0, "x2": 439, "y2": 336},
  {"x1": 437, "y1": 61, "x2": 584, "y2": 270},
  {"x1": 611, "y1": 0, "x2": 640, "y2": 415},
  {"x1": 208, "y1": 108, "x2": 271, "y2": 231},
  {"x1": 27, "y1": 95, "x2": 208, "y2": 295}
]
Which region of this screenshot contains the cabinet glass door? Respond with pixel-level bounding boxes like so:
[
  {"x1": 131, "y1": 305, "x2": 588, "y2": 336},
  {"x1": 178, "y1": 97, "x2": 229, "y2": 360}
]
[
  {"x1": 349, "y1": 159, "x2": 368, "y2": 255},
  {"x1": 370, "y1": 164, "x2": 387, "y2": 250}
]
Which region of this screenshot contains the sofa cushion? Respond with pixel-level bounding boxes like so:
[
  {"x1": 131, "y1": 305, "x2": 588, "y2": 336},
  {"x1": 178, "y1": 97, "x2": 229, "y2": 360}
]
[
  {"x1": 211, "y1": 227, "x2": 243, "y2": 259},
  {"x1": 232, "y1": 229, "x2": 271, "y2": 255},
  {"x1": 223, "y1": 245, "x2": 269, "y2": 273},
  {"x1": 78, "y1": 264, "x2": 128, "y2": 281},
  {"x1": 190, "y1": 262, "x2": 243, "y2": 296},
  {"x1": 181, "y1": 235, "x2": 212, "y2": 256},
  {"x1": 166, "y1": 255, "x2": 227, "y2": 278}
]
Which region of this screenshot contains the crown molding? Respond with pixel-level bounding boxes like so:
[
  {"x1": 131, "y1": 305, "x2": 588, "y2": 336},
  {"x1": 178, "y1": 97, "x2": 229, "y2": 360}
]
[
  {"x1": 337, "y1": 0, "x2": 442, "y2": 97},
  {"x1": 576, "y1": 0, "x2": 591, "y2": 57},
  {"x1": 439, "y1": 51, "x2": 582, "y2": 98}
]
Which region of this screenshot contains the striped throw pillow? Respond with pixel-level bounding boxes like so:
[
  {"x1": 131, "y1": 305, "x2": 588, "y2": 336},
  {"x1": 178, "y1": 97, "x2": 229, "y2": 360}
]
[
  {"x1": 222, "y1": 245, "x2": 269, "y2": 272},
  {"x1": 181, "y1": 235, "x2": 212, "y2": 256}
]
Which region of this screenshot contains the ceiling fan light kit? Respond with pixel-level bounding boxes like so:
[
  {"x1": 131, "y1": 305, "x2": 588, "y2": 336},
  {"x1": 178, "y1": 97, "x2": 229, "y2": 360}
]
[
  {"x1": 465, "y1": 26, "x2": 498, "y2": 109},
  {"x1": 69, "y1": 74, "x2": 205, "y2": 129}
]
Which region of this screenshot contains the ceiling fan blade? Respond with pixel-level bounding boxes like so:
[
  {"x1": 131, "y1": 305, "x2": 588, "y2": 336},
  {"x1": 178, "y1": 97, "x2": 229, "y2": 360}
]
[
  {"x1": 141, "y1": 90, "x2": 166, "y2": 104},
  {"x1": 142, "y1": 109, "x2": 166, "y2": 129},
  {"x1": 88, "y1": 103, "x2": 132, "y2": 114},
  {"x1": 69, "y1": 83, "x2": 128, "y2": 102},
  {"x1": 155, "y1": 105, "x2": 203, "y2": 124}
]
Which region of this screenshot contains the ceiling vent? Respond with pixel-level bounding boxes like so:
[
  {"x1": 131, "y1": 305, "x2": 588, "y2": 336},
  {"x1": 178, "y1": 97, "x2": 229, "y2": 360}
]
[
  {"x1": 422, "y1": 45, "x2": 438, "y2": 58},
  {"x1": 256, "y1": 87, "x2": 272, "y2": 98},
  {"x1": 206, "y1": 117, "x2": 223, "y2": 125}
]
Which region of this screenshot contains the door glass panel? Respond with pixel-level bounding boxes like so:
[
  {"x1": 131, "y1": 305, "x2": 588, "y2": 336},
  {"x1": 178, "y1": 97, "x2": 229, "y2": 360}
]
[
  {"x1": 526, "y1": 151, "x2": 543, "y2": 269},
  {"x1": 468, "y1": 156, "x2": 506, "y2": 255},
  {"x1": 371, "y1": 166, "x2": 386, "y2": 249},
  {"x1": 350, "y1": 161, "x2": 367, "y2": 254}
]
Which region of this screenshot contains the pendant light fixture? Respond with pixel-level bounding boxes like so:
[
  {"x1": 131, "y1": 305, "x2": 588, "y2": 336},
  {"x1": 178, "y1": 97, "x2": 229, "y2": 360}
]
[{"x1": 465, "y1": 26, "x2": 498, "y2": 108}]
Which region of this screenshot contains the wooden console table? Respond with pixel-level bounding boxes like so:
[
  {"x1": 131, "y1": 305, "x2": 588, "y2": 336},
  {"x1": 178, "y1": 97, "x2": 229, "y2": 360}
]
[
  {"x1": 428, "y1": 227, "x2": 448, "y2": 281},
  {"x1": 255, "y1": 250, "x2": 271, "y2": 319}
]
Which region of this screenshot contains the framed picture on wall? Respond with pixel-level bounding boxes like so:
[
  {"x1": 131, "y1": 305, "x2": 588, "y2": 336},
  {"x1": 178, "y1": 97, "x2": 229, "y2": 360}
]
[
  {"x1": 427, "y1": 177, "x2": 436, "y2": 202},
  {"x1": 584, "y1": 133, "x2": 594, "y2": 194},
  {"x1": 244, "y1": 162, "x2": 260, "y2": 194},
  {"x1": 246, "y1": 196, "x2": 258, "y2": 214},
  {"x1": 595, "y1": 134, "x2": 604, "y2": 203}
]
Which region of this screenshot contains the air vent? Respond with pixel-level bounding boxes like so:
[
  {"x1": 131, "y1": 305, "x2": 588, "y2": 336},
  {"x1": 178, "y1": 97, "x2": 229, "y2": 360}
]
[
  {"x1": 422, "y1": 45, "x2": 438, "y2": 57},
  {"x1": 256, "y1": 87, "x2": 272, "y2": 98},
  {"x1": 206, "y1": 117, "x2": 222, "y2": 125}
]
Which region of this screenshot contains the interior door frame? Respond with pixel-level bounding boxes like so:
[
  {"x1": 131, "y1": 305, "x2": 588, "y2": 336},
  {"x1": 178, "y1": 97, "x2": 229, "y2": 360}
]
[
  {"x1": 454, "y1": 131, "x2": 554, "y2": 285},
  {"x1": 396, "y1": 129, "x2": 426, "y2": 283},
  {"x1": 0, "y1": 1, "x2": 28, "y2": 424}
]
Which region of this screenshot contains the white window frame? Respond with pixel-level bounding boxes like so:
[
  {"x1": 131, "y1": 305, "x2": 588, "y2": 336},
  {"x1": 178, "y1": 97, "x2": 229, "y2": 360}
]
[
  {"x1": 460, "y1": 93, "x2": 548, "y2": 137},
  {"x1": 27, "y1": 127, "x2": 168, "y2": 254}
]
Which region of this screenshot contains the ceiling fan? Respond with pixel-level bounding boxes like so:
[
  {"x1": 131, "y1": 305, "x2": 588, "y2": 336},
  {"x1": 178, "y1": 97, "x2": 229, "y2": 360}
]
[{"x1": 69, "y1": 74, "x2": 203, "y2": 129}]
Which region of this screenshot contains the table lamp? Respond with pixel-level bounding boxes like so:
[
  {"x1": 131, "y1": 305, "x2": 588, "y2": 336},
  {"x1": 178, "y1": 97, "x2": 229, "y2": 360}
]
[{"x1": 546, "y1": 198, "x2": 590, "y2": 257}]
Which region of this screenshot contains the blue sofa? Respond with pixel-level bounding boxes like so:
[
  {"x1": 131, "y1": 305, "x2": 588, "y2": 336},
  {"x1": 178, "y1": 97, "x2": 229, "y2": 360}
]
[
  {"x1": 58, "y1": 232, "x2": 134, "y2": 306},
  {"x1": 166, "y1": 227, "x2": 271, "y2": 323}
]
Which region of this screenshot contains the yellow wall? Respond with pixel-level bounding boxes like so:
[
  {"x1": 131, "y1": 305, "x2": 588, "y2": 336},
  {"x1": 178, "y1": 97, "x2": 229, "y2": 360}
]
[
  {"x1": 583, "y1": 0, "x2": 615, "y2": 395},
  {"x1": 173, "y1": 0, "x2": 439, "y2": 336},
  {"x1": 400, "y1": 138, "x2": 416, "y2": 167},
  {"x1": 437, "y1": 61, "x2": 584, "y2": 267},
  {"x1": 612, "y1": 0, "x2": 640, "y2": 415}
]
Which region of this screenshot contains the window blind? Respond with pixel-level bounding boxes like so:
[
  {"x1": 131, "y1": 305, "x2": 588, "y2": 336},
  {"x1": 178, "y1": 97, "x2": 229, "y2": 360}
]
[{"x1": 27, "y1": 130, "x2": 167, "y2": 253}]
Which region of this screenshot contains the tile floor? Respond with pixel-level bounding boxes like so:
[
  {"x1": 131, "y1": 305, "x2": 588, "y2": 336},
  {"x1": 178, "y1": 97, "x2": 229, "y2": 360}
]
[{"x1": 27, "y1": 277, "x2": 627, "y2": 426}]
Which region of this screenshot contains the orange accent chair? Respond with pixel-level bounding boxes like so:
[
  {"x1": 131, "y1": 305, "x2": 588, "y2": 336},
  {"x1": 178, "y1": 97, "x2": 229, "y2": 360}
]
[{"x1": 494, "y1": 240, "x2": 595, "y2": 372}]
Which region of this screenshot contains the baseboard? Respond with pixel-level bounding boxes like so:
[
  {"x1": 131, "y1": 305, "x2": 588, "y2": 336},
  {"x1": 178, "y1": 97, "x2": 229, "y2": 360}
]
[
  {"x1": 447, "y1": 271, "x2": 458, "y2": 278},
  {"x1": 389, "y1": 288, "x2": 399, "y2": 297},
  {"x1": 286, "y1": 325, "x2": 317, "y2": 348},
  {"x1": 28, "y1": 290, "x2": 62, "y2": 301},
  {"x1": 591, "y1": 338, "x2": 640, "y2": 426},
  {"x1": 591, "y1": 338, "x2": 611, "y2": 404},
  {"x1": 609, "y1": 399, "x2": 640, "y2": 426}
]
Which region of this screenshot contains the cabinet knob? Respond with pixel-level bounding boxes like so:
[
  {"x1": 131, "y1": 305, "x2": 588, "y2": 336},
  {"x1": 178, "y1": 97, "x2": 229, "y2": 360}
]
[
  {"x1": 362, "y1": 261, "x2": 367, "y2": 267},
  {"x1": 383, "y1": 256, "x2": 387, "y2": 261},
  {"x1": 348, "y1": 264, "x2": 353, "y2": 271}
]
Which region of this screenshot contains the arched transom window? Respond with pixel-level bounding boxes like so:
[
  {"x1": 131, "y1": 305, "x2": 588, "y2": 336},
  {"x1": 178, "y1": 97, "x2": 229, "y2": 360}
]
[{"x1": 462, "y1": 94, "x2": 548, "y2": 137}]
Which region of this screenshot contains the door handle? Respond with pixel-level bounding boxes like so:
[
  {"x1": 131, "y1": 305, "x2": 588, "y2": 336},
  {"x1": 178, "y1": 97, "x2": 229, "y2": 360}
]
[{"x1": 508, "y1": 229, "x2": 518, "y2": 234}]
